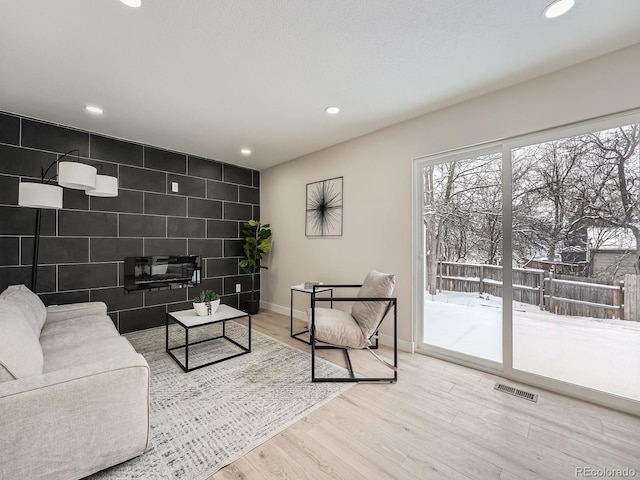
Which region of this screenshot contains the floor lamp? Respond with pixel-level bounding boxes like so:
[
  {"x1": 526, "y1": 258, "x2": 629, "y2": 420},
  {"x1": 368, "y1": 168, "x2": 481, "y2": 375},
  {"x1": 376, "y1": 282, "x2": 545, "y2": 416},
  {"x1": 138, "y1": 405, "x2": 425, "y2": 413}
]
[{"x1": 18, "y1": 149, "x2": 119, "y2": 292}]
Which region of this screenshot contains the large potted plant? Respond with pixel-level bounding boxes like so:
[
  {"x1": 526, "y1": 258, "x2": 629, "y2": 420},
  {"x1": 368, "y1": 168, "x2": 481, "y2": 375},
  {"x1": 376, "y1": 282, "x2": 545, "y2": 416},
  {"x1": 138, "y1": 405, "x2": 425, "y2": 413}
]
[{"x1": 239, "y1": 219, "x2": 272, "y2": 314}]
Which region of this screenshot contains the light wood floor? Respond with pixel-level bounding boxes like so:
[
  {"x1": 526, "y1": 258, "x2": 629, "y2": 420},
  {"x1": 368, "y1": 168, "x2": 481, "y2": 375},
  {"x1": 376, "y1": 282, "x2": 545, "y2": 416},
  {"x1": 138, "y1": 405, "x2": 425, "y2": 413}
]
[{"x1": 210, "y1": 309, "x2": 640, "y2": 480}]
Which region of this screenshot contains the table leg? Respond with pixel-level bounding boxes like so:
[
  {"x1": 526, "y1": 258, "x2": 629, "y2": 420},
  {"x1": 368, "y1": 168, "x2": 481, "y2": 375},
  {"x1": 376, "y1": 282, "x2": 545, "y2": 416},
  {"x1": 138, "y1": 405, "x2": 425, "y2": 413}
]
[
  {"x1": 290, "y1": 288, "x2": 294, "y2": 337},
  {"x1": 185, "y1": 327, "x2": 189, "y2": 372}
]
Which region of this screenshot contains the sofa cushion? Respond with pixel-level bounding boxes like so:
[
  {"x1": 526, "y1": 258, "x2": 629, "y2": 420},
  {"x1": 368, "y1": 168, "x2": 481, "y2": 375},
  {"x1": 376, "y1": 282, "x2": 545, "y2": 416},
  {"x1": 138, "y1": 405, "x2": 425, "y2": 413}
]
[
  {"x1": 0, "y1": 299, "x2": 44, "y2": 381},
  {"x1": 39, "y1": 314, "x2": 119, "y2": 352},
  {"x1": 45, "y1": 302, "x2": 108, "y2": 324},
  {"x1": 42, "y1": 336, "x2": 137, "y2": 373},
  {"x1": 0, "y1": 284, "x2": 46, "y2": 337},
  {"x1": 308, "y1": 307, "x2": 369, "y2": 349},
  {"x1": 351, "y1": 270, "x2": 395, "y2": 339}
]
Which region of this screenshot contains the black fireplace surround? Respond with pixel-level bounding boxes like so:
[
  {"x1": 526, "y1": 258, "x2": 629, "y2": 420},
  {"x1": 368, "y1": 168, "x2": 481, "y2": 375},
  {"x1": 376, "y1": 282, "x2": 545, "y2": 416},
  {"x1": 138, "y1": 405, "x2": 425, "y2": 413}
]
[{"x1": 124, "y1": 255, "x2": 201, "y2": 292}]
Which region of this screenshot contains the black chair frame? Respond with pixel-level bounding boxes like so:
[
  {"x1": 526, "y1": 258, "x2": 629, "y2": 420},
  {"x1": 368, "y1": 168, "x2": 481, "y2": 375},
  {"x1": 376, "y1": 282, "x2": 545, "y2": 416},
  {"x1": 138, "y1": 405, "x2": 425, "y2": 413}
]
[{"x1": 310, "y1": 284, "x2": 398, "y2": 383}]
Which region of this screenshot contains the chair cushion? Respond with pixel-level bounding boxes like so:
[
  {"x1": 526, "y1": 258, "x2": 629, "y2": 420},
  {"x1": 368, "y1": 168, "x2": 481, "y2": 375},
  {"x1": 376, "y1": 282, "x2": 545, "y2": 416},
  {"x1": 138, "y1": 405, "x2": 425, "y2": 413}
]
[
  {"x1": 351, "y1": 270, "x2": 395, "y2": 339},
  {"x1": 0, "y1": 284, "x2": 47, "y2": 337},
  {"x1": 0, "y1": 298, "x2": 44, "y2": 381},
  {"x1": 308, "y1": 307, "x2": 369, "y2": 349}
]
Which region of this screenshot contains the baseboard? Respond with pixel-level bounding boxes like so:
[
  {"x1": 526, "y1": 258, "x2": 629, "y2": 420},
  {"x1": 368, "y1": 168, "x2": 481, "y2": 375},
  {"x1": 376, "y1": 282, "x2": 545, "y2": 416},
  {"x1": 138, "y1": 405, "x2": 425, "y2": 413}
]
[
  {"x1": 261, "y1": 302, "x2": 415, "y2": 353},
  {"x1": 378, "y1": 333, "x2": 415, "y2": 353},
  {"x1": 260, "y1": 301, "x2": 306, "y2": 320}
]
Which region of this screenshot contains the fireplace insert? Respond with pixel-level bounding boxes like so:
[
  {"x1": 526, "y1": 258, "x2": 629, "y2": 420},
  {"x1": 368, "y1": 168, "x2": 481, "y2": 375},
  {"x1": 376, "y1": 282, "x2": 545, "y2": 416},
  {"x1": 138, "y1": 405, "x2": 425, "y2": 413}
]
[{"x1": 124, "y1": 255, "x2": 201, "y2": 292}]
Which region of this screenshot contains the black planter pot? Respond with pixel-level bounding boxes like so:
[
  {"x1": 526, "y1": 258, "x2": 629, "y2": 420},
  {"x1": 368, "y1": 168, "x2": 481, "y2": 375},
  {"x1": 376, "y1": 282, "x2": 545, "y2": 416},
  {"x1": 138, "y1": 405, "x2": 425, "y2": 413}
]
[{"x1": 244, "y1": 299, "x2": 260, "y2": 315}]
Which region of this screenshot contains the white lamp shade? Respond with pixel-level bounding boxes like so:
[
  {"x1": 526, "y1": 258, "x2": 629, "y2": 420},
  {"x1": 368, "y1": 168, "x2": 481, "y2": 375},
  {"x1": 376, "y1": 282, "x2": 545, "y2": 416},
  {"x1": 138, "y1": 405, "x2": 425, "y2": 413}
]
[
  {"x1": 58, "y1": 161, "x2": 97, "y2": 190},
  {"x1": 18, "y1": 182, "x2": 63, "y2": 209},
  {"x1": 86, "y1": 175, "x2": 118, "y2": 197}
]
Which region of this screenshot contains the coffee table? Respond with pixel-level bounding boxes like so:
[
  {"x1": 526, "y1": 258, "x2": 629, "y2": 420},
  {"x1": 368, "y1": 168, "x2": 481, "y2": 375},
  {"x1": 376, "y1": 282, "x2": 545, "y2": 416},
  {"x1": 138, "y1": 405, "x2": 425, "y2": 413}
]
[{"x1": 166, "y1": 304, "x2": 251, "y2": 372}]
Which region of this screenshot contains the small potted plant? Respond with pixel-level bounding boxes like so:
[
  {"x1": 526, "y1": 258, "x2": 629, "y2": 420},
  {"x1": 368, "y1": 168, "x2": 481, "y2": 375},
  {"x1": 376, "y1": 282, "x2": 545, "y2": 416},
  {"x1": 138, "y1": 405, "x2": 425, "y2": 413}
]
[
  {"x1": 239, "y1": 219, "x2": 272, "y2": 314},
  {"x1": 193, "y1": 290, "x2": 220, "y2": 316}
]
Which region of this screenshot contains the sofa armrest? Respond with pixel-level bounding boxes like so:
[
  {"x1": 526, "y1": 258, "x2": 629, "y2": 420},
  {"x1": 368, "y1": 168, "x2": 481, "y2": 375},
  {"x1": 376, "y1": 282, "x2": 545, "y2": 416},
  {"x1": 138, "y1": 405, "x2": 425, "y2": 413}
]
[
  {"x1": 45, "y1": 301, "x2": 108, "y2": 323},
  {"x1": 0, "y1": 354, "x2": 150, "y2": 480}
]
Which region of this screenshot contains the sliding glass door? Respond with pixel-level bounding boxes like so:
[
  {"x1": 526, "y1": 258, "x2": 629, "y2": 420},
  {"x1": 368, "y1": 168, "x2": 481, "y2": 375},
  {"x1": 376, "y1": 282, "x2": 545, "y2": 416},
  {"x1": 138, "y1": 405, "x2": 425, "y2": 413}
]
[
  {"x1": 415, "y1": 111, "x2": 640, "y2": 411},
  {"x1": 510, "y1": 122, "x2": 640, "y2": 401},
  {"x1": 420, "y1": 149, "x2": 503, "y2": 367}
]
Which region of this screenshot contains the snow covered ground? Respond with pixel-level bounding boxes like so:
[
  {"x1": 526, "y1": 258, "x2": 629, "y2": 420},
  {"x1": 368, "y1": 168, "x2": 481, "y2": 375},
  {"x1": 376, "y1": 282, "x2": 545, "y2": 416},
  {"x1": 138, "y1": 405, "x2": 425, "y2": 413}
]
[{"x1": 424, "y1": 291, "x2": 640, "y2": 401}]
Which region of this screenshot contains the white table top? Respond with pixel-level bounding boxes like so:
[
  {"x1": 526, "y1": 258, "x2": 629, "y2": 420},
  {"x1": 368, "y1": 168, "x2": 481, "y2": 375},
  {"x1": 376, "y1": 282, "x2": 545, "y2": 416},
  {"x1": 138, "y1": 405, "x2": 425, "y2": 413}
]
[
  {"x1": 168, "y1": 304, "x2": 248, "y2": 328},
  {"x1": 291, "y1": 284, "x2": 332, "y2": 293}
]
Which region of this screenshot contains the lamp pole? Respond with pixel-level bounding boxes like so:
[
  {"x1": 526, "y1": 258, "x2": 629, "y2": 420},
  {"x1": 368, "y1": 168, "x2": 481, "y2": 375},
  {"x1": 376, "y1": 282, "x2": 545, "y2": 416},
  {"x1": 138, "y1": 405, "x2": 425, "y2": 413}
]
[
  {"x1": 20, "y1": 148, "x2": 117, "y2": 292},
  {"x1": 31, "y1": 208, "x2": 42, "y2": 292},
  {"x1": 28, "y1": 149, "x2": 79, "y2": 292}
]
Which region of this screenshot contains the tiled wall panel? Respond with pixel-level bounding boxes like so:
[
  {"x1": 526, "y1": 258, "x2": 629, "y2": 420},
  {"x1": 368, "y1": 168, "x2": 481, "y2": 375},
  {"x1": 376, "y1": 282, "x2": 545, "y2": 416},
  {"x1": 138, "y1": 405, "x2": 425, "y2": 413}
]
[{"x1": 0, "y1": 111, "x2": 260, "y2": 332}]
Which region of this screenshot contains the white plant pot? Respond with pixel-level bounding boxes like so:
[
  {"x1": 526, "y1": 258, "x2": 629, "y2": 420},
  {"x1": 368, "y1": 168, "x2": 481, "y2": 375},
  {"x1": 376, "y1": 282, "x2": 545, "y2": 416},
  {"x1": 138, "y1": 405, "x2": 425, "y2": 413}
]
[{"x1": 193, "y1": 299, "x2": 220, "y2": 316}]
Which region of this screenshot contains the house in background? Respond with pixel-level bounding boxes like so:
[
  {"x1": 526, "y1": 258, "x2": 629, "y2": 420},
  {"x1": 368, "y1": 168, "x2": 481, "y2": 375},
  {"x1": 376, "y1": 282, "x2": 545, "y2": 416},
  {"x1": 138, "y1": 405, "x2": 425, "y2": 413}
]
[{"x1": 588, "y1": 227, "x2": 639, "y2": 280}]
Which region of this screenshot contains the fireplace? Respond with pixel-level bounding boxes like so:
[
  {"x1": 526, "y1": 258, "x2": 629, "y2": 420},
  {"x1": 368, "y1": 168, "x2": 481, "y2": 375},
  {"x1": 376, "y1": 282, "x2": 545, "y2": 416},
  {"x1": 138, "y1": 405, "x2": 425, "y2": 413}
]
[{"x1": 124, "y1": 255, "x2": 201, "y2": 292}]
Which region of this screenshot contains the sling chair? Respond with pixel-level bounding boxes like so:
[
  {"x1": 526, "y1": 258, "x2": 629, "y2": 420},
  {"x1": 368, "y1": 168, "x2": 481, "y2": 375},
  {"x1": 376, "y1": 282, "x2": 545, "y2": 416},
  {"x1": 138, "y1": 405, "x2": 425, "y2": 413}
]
[{"x1": 307, "y1": 270, "x2": 397, "y2": 383}]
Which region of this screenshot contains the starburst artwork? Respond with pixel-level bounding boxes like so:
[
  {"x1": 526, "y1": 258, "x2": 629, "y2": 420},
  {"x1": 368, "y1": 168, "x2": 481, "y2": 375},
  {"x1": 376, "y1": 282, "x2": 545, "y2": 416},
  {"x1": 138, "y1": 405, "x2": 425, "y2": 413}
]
[{"x1": 305, "y1": 176, "x2": 343, "y2": 237}]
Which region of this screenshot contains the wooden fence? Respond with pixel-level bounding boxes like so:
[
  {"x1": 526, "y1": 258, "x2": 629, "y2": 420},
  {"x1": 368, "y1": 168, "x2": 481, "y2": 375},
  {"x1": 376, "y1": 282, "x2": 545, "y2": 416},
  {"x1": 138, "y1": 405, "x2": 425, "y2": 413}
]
[
  {"x1": 435, "y1": 261, "x2": 629, "y2": 320},
  {"x1": 625, "y1": 274, "x2": 640, "y2": 321}
]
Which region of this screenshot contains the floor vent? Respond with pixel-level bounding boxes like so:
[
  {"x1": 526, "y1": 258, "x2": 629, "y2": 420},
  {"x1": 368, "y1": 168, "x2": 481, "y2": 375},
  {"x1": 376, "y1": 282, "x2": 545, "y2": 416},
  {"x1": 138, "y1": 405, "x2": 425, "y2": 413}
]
[{"x1": 494, "y1": 383, "x2": 538, "y2": 402}]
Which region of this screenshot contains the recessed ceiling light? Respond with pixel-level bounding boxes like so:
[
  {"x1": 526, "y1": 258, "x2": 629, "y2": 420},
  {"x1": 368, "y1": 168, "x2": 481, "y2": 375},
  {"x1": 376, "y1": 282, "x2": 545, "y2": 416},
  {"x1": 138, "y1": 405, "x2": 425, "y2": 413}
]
[
  {"x1": 120, "y1": 0, "x2": 142, "y2": 7},
  {"x1": 325, "y1": 106, "x2": 340, "y2": 115},
  {"x1": 544, "y1": 0, "x2": 575, "y2": 18},
  {"x1": 240, "y1": 148, "x2": 252, "y2": 156},
  {"x1": 85, "y1": 105, "x2": 103, "y2": 114}
]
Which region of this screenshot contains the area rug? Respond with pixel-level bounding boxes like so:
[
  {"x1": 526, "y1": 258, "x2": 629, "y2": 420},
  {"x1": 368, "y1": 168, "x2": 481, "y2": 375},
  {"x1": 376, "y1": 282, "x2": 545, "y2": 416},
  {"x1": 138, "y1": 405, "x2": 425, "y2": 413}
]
[{"x1": 89, "y1": 322, "x2": 352, "y2": 480}]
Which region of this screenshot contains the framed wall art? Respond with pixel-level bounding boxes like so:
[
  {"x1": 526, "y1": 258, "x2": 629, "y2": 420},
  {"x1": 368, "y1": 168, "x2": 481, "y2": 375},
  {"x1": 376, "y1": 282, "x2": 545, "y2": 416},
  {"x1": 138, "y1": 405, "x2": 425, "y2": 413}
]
[{"x1": 305, "y1": 176, "x2": 343, "y2": 237}]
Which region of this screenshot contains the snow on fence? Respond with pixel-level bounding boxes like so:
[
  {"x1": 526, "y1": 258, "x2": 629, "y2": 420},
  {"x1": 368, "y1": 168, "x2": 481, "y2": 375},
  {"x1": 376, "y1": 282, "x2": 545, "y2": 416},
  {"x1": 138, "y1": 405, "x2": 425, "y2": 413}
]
[{"x1": 435, "y1": 261, "x2": 628, "y2": 319}]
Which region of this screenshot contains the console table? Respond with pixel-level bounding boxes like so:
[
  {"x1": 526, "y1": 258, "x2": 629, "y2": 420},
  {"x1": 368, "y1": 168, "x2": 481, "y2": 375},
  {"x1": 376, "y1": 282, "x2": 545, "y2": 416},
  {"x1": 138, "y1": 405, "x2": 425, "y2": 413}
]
[{"x1": 166, "y1": 305, "x2": 251, "y2": 372}]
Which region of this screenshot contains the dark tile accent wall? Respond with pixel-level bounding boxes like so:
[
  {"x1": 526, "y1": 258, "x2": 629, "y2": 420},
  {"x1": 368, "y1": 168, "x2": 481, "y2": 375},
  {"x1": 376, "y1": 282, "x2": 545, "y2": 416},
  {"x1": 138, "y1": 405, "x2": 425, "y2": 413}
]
[
  {"x1": 21, "y1": 119, "x2": 89, "y2": 156},
  {"x1": 0, "y1": 237, "x2": 20, "y2": 266},
  {"x1": 58, "y1": 210, "x2": 118, "y2": 237},
  {"x1": 0, "y1": 111, "x2": 261, "y2": 332},
  {"x1": 0, "y1": 175, "x2": 19, "y2": 205},
  {"x1": 188, "y1": 198, "x2": 222, "y2": 219},
  {"x1": 145, "y1": 147, "x2": 186, "y2": 174},
  {"x1": 145, "y1": 192, "x2": 186, "y2": 216},
  {"x1": 188, "y1": 156, "x2": 222, "y2": 180},
  {"x1": 0, "y1": 113, "x2": 20, "y2": 145},
  {"x1": 0, "y1": 144, "x2": 56, "y2": 177},
  {"x1": 120, "y1": 165, "x2": 166, "y2": 193},
  {"x1": 90, "y1": 134, "x2": 143, "y2": 167},
  {"x1": 167, "y1": 174, "x2": 206, "y2": 198},
  {"x1": 21, "y1": 237, "x2": 89, "y2": 264},
  {"x1": 91, "y1": 189, "x2": 143, "y2": 214}
]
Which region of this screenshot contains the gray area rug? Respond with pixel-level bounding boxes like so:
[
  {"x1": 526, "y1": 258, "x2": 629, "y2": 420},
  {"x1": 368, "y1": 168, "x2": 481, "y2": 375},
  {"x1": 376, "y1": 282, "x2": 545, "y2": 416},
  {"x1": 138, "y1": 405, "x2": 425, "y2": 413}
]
[{"x1": 89, "y1": 322, "x2": 352, "y2": 480}]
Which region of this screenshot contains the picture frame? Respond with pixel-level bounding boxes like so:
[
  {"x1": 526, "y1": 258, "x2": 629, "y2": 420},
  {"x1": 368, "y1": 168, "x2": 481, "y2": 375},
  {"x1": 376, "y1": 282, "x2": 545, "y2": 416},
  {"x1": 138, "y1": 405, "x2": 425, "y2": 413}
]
[{"x1": 305, "y1": 176, "x2": 343, "y2": 237}]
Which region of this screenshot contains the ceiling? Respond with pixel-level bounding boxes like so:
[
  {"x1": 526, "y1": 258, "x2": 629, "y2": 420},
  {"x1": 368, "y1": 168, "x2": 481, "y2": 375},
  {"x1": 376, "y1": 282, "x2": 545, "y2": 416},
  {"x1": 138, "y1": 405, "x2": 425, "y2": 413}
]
[{"x1": 1, "y1": 1, "x2": 639, "y2": 170}]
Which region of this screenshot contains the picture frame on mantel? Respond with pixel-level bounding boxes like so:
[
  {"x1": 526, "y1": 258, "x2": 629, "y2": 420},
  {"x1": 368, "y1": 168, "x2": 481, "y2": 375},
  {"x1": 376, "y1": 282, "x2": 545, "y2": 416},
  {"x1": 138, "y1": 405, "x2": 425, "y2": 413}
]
[{"x1": 305, "y1": 176, "x2": 343, "y2": 237}]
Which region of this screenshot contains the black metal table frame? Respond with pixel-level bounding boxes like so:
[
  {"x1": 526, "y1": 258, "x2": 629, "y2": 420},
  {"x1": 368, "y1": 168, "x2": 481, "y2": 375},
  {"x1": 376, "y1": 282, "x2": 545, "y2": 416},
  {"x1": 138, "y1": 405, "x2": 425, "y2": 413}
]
[
  {"x1": 165, "y1": 309, "x2": 251, "y2": 372},
  {"x1": 290, "y1": 286, "x2": 333, "y2": 345}
]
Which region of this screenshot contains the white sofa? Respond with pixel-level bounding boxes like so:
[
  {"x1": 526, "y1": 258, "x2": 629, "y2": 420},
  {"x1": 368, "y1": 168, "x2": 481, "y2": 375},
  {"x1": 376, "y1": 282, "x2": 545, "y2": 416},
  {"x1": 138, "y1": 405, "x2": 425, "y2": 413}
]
[{"x1": 0, "y1": 285, "x2": 150, "y2": 480}]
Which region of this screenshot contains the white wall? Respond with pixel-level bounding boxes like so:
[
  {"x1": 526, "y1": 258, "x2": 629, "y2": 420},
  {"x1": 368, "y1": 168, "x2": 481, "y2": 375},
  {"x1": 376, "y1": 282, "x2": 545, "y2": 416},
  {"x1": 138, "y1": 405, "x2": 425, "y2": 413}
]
[{"x1": 260, "y1": 43, "x2": 640, "y2": 350}]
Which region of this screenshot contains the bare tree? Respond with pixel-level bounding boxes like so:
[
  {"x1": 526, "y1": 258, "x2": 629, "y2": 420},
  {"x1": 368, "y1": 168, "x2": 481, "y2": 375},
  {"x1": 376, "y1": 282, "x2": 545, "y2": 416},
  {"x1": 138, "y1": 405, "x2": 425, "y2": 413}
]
[
  {"x1": 423, "y1": 154, "x2": 502, "y2": 294},
  {"x1": 512, "y1": 136, "x2": 592, "y2": 264},
  {"x1": 586, "y1": 125, "x2": 640, "y2": 248}
]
